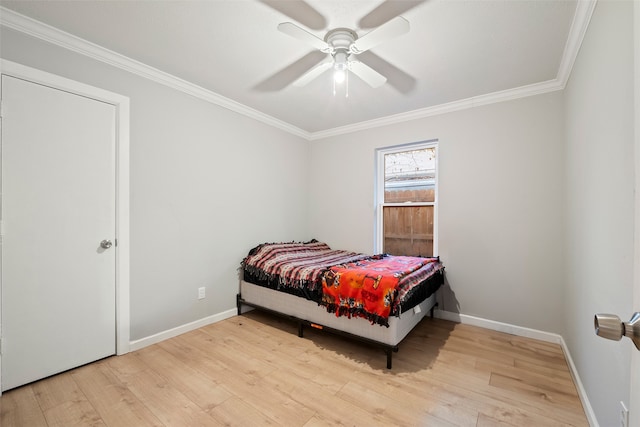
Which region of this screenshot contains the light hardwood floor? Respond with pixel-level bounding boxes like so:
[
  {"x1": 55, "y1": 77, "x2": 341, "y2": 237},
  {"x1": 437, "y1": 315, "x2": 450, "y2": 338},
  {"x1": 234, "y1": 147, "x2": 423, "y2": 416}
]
[{"x1": 1, "y1": 311, "x2": 588, "y2": 426}]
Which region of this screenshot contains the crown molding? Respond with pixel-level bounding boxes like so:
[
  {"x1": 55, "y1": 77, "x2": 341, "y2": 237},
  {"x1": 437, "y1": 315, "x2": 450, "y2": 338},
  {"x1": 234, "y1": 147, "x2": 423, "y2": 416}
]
[
  {"x1": 0, "y1": 1, "x2": 596, "y2": 142},
  {"x1": 556, "y1": 0, "x2": 598, "y2": 88},
  {"x1": 309, "y1": 78, "x2": 564, "y2": 140},
  {"x1": 0, "y1": 6, "x2": 311, "y2": 140}
]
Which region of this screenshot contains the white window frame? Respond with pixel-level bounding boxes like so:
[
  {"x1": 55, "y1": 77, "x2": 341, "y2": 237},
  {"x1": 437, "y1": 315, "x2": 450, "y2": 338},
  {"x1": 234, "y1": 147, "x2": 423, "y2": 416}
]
[{"x1": 374, "y1": 140, "x2": 439, "y2": 256}]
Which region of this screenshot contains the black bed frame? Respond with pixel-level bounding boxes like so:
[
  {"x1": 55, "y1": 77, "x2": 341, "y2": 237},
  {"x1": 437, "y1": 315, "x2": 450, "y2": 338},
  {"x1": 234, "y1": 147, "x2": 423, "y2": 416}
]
[{"x1": 236, "y1": 293, "x2": 437, "y2": 369}]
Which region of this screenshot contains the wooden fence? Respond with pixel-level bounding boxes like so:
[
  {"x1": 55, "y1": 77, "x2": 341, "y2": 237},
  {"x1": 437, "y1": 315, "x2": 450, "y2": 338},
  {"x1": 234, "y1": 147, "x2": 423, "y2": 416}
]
[
  {"x1": 384, "y1": 188, "x2": 434, "y2": 203},
  {"x1": 383, "y1": 205, "x2": 434, "y2": 257}
]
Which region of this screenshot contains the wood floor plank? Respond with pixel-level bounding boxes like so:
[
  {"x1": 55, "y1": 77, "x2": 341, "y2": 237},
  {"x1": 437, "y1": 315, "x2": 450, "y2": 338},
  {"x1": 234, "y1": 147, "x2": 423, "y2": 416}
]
[
  {"x1": 514, "y1": 356, "x2": 574, "y2": 378},
  {"x1": 0, "y1": 385, "x2": 48, "y2": 427},
  {"x1": 71, "y1": 360, "x2": 164, "y2": 427},
  {"x1": 489, "y1": 371, "x2": 584, "y2": 409},
  {"x1": 159, "y1": 334, "x2": 262, "y2": 392},
  {"x1": 431, "y1": 336, "x2": 518, "y2": 366},
  {"x1": 346, "y1": 368, "x2": 482, "y2": 426},
  {"x1": 409, "y1": 373, "x2": 585, "y2": 426},
  {"x1": 430, "y1": 322, "x2": 568, "y2": 369},
  {"x1": 105, "y1": 351, "x2": 152, "y2": 378},
  {"x1": 202, "y1": 320, "x2": 316, "y2": 380},
  {"x1": 134, "y1": 345, "x2": 233, "y2": 411},
  {"x1": 336, "y1": 380, "x2": 423, "y2": 425},
  {"x1": 212, "y1": 315, "x2": 307, "y2": 359},
  {"x1": 118, "y1": 365, "x2": 223, "y2": 426},
  {"x1": 213, "y1": 326, "x2": 351, "y2": 396},
  {"x1": 207, "y1": 396, "x2": 281, "y2": 426},
  {"x1": 31, "y1": 371, "x2": 87, "y2": 411},
  {"x1": 160, "y1": 332, "x2": 317, "y2": 425},
  {"x1": 340, "y1": 379, "x2": 479, "y2": 426},
  {"x1": 0, "y1": 315, "x2": 589, "y2": 427},
  {"x1": 476, "y1": 359, "x2": 579, "y2": 395},
  {"x1": 28, "y1": 371, "x2": 106, "y2": 427},
  {"x1": 157, "y1": 333, "x2": 230, "y2": 378},
  {"x1": 180, "y1": 328, "x2": 277, "y2": 379},
  {"x1": 429, "y1": 370, "x2": 587, "y2": 426},
  {"x1": 220, "y1": 380, "x2": 316, "y2": 426},
  {"x1": 42, "y1": 399, "x2": 106, "y2": 427},
  {"x1": 261, "y1": 368, "x2": 391, "y2": 427},
  {"x1": 476, "y1": 412, "x2": 517, "y2": 426}
]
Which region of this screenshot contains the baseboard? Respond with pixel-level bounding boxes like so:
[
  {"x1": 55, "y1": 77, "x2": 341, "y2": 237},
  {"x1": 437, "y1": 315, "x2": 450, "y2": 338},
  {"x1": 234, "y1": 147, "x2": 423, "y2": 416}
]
[
  {"x1": 128, "y1": 308, "x2": 237, "y2": 352},
  {"x1": 558, "y1": 336, "x2": 600, "y2": 427},
  {"x1": 434, "y1": 309, "x2": 563, "y2": 344},
  {"x1": 435, "y1": 309, "x2": 599, "y2": 427}
]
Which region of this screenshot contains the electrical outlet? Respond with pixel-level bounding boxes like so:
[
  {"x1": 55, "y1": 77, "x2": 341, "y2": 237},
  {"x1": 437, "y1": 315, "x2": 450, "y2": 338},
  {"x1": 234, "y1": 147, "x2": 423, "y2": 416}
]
[
  {"x1": 620, "y1": 401, "x2": 629, "y2": 427},
  {"x1": 198, "y1": 287, "x2": 206, "y2": 300}
]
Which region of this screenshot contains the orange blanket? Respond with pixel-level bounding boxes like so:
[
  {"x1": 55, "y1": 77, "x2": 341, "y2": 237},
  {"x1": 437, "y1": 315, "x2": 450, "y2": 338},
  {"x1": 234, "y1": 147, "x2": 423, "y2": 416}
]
[{"x1": 321, "y1": 255, "x2": 434, "y2": 326}]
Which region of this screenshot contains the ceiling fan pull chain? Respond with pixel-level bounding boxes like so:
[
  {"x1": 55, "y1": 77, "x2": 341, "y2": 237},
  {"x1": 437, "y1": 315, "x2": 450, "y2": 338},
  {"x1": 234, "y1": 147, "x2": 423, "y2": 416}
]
[{"x1": 346, "y1": 70, "x2": 349, "y2": 98}]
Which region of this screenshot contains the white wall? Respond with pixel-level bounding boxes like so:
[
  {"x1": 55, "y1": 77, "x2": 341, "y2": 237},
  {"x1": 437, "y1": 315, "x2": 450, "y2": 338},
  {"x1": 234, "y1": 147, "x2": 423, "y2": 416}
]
[
  {"x1": 309, "y1": 92, "x2": 566, "y2": 334},
  {"x1": 564, "y1": 1, "x2": 635, "y2": 425},
  {"x1": 0, "y1": 28, "x2": 311, "y2": 340}
]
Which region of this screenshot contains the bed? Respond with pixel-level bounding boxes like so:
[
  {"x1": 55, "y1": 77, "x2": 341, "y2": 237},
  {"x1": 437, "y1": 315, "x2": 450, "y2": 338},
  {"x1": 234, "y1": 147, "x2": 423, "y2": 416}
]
[{"x1": 236, "y1": 240, "x2": 445, "y2": 368}]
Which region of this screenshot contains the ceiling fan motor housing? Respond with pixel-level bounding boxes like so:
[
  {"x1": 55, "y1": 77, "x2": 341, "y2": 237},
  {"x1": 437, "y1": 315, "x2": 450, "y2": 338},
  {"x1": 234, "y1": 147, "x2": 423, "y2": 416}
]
[{"x1": 325, "y1": 28, "x2": 358, "y2": 72}]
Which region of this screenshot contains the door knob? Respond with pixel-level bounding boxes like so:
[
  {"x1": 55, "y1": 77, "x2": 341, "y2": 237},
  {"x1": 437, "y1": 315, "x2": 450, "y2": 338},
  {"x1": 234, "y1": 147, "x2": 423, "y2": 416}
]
[
  {"x1": 100, "y1": 239, "x2": 113, "y2": 249},
  {"x1": 594, "y1": 312, "x2": 640, "y2": 350}
]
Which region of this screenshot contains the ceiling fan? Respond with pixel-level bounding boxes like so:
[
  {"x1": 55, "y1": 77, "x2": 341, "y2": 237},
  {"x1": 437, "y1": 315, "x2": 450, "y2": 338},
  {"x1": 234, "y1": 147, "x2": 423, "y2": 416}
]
[{"x1": 277, "y1": 16, "x2": 410, "y2": 89}]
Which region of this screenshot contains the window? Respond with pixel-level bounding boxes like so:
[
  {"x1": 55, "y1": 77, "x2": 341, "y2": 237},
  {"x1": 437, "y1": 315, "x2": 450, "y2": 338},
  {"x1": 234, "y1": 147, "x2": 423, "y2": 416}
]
[{"x1": 375, "y1": 141, "x2": 438, "y2": 257}]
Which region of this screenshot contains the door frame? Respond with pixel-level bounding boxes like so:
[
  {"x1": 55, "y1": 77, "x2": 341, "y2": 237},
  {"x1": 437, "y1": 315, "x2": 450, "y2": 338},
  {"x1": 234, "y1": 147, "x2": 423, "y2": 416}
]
[
  {"x1": 0, "y1": 59, "x2": 130, "y2": 393},
  {"x1": 632, "y1": 1, "x2": 640, "y2": 425}
]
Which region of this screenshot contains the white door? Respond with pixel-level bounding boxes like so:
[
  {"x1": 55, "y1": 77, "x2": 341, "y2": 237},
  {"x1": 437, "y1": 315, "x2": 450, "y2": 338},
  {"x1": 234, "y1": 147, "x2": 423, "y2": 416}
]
[
  {"x1": 632, "y1": 284, "x2": 639, "y2": 427},
  {"x1": 1, "y1": 75, "x2": 116, "y2": 391},
  {"x1": 632, "y1": 3, "x2": 640, "y2": 425}
]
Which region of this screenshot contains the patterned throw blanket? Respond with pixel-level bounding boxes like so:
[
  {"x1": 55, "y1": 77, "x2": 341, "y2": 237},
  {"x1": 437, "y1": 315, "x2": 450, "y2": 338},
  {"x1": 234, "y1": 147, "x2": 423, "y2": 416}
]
[
  {"x1": 241, "y1": 240, "x2": 369, "y2": 291},
  {"x1": 241, "y1": 241, "x2": 444, "y2": 326},
  {"x1": 321, "y1": 256, "x2": 440, "y2": 326}
]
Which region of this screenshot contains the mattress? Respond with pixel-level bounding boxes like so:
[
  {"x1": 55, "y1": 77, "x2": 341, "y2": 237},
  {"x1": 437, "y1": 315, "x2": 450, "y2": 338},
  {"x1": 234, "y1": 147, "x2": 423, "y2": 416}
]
[{"x1": 239, "y1": 280, "x2": 437, "y2": 346}]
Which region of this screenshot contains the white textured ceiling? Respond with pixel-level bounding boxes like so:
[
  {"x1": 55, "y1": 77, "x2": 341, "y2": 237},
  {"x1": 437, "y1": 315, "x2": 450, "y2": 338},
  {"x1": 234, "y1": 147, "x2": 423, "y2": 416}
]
[{"x1": 0, "y1": 0, "x2": 582, "y2": 136}]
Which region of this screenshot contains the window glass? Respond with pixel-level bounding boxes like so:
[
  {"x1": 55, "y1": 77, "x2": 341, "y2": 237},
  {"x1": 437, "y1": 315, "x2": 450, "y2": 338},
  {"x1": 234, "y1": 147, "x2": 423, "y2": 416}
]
[
  {"x1": 378, "y1": 144, "x2": 437, "y2": 257},
  {"x1": 384, "y1": 147, "x2": 436, "y2": 203}
]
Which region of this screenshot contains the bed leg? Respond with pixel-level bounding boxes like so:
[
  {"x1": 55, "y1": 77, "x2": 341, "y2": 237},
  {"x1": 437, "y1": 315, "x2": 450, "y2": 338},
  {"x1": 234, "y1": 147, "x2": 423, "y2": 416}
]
[
  {"x1": 386, "y1": 348, "x2": 393, "y2": 369},
  {"x1": 298, "y1": 322, "x2": 304, "y2": 338},
  {"x1": 430, "y1": 302, "x2": 439, "y2": 319},
  {"x1": 236, "y1": 294, "x2": 242, "y2": 316}
]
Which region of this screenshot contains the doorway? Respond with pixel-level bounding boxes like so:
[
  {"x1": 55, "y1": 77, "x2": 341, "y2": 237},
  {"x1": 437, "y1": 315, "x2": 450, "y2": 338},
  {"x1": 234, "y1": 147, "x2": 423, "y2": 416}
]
[{"x1": 0, "y1": 60, "x2": 130, "y2": 393}]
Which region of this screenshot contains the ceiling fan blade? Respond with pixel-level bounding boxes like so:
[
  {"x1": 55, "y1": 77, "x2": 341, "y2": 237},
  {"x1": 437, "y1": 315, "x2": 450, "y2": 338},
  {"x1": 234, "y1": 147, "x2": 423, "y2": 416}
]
[
  {"x1": 358, "y1": 1, "x2": 426, "y2": 29},
  {"x1": 253, "y1": 51, "x2": 328, "y2": 92},
  {"x1": 357, "y1": 51, "x2": 416, "y2": 93},
  {"x1": 259, "y1": 0, "x2": 326, "y2": 30},
  {"x1": 350, "y1": 16, "x2": 410, "y2": 54},
  {"x1": 278, "y1": 22, "x2": 330, "y2": 51},
  {"x1": 293, "y1": 60, "x2": 333, "y2": 87},
  {"x1": 349, "y1": 60, "x2": 387, "y2": 88}
]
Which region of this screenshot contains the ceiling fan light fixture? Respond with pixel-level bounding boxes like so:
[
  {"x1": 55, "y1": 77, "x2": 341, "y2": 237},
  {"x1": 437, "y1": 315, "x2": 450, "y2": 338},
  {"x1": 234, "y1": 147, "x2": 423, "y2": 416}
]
[
  {"x1": 333, "y1": 50, "x2": 349, "y2": 84},
  {"x1": 333, "y1": 51, "x2": 348, "y2": 84}
]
